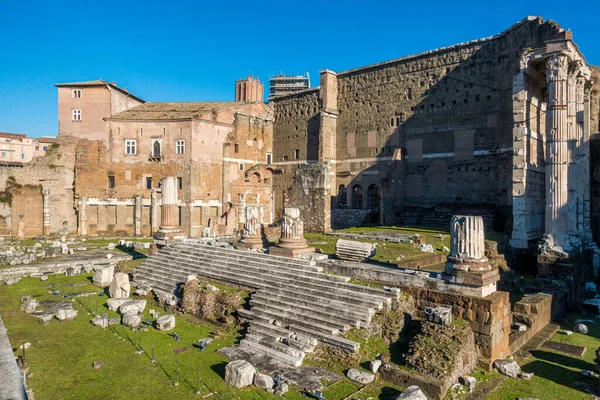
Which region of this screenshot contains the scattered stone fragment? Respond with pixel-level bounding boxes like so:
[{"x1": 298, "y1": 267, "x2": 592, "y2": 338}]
[
  {"x1": 40, "y1": 275, "x2": 48, "y2": 281},
  {"x1": 562, "y1": 330, "x2": 573, "y2": 335},
  {"x1": 20, "y1": 343, "x2": 31, "y2": 350},
  {"x1": 135, "y1": 289, "x2": 148, "y2": 296},
  {"x1": 493, "y1": 359, "x2": 520, "y2": 378},
  {"x1": 24, "y1": 299, "x2": 37, "y2": 313},
  {"x1": 418, "y1": 243, "x2": 434, "y2": 253},
  {"x1": 93, "y1": 264, "x2": 115, "y2": 287},
  {"x1": 165, "y1": 298, "x2": 177, "y2": 306},
  {"x1": 512, "y1": 322, "x2": 527, "y2": 332},
  {"x1": 206, "y1": 284, "x2": 219, "y2": 291},
  {"x1": 122, "y1": 312, "x2": 141, "y2": 328},
  {"x1": 65, "y1": 266, "x2": 81, "y2": 277},
  {"x1": 224, "y1": 359, "x2": 255, "y2": 388},
  {"x1": 149, "y1": 309, "x2": 158, "y2": 318},
  {"x1": 574, "y1": 324, "x2": 588, "y2": 335},
  {"x1": 92, "y1": 361, "x2": 104, "y2": 370},
  {"x1": 346, "y1": 368, "x2": 375, "y2": 384},
  {"x1": 519, "y1": 372, "x2": 534, "y2": 380},
  {"x1": 254, "y1": 372, "x2": 274, "y2": 390},
  {"x1": 442, "y1": 246, "x2": 450, "y2": 252},
  {"x1": 198, "y1": 338, "x2": 213, "y2": 347},
  {"x1": 156, "y1": 315, "x2": 176, "y2": 331},
  {"x1": 108, "y1": 272, "x2": 130, "y2": 298},
  {"x1": 369, "y1": 360, "x2": 382, "y2": 373},
  {"x1": 118, "y1": 300, "x2": 147, "y2": 315},
  {"x1": 37, "y1": 314, "x2": 53, "y2": 324},
  {"x1": 186, "y1": 275, "x2": 198, "y2": 286},
  {"x1": 107, "y1": 298, "x2": 130, "y2": 311},
  {"x1": 108, "y1": 318, "x2": 120, "y2": 325},
  {"x1": 90, "y1": 314, "x2": 109, "y2": 328},
  {"x1": 424, "y1": 306, "x2": 452, "y2": 325},
  {"x1": 461, "y1": 376, "x2": 476, "y2": 392},
  {"x1": 107, "y1": 243, "x2": 116, "y2": 250},
  {"x1": 396, "y1": 385, "x2": 428, "y2": 400},
  {"x1": 274, "y1": 382, "x2": 289, "y2": 396},
  {"x1": 6, "y1": 277, "x2": 21, "y2": 285},
  {"x1": 55, "y1": 307, "x2": 78, "y2": 321}
]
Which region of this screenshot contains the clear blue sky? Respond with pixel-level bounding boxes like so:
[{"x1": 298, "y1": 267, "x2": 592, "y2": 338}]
[{"x1": 1, "y1": 0, "x2": 599, "y2": 138}]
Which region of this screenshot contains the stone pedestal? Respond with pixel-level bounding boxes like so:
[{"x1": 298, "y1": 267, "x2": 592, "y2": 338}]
[
  {"x1": 445, "y1": 215, "x2": 498, "y2": 296},
  {"x1": 239, "y1": 206, "x2": 267, "y2": 249},
  {"x1": 153, "y1": 177, "x2": 185, "y2": 246},
  {"x1": 270, "y1": 207, "x2": 314, "y2": 257}
]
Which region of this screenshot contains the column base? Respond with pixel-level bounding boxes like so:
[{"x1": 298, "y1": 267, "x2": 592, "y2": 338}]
[
  {"x1": 238, "y1": 235, "x2": 268, "y2": 250},
  {"x1": 269, "y1": 246, "x2": 316, "y2": 258}
]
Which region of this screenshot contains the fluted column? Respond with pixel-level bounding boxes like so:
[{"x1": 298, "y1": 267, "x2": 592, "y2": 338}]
[
  {"x1": 159, "y1": 177, "x2": 180, "y2": 232},
  {"x1": 545, "y1": 53, "x2": 570, "y2": 247},
  {"x1": 43, "y1": 189, "x2": 50, "y2": 236},
  {"x1": 448, "y1": 215, "x2": 486, "y2": 262},
  {"x1": 237, "y1": 193, "x2": 245, "y2": 227},
  {"x1": 277, "y1": 207, "x2": 308, "y2": 249}
]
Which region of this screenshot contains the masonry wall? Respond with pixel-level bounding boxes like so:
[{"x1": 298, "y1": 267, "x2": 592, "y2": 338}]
[
  {"x1": 0, "y1": 139, "x2": 77, "y2": 237},
  {"x1": 272, "y1": 17, "x2": 564, "y2": 232}
]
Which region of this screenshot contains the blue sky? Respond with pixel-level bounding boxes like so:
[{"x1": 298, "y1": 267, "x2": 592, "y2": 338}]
[{"x1": 1, "y1": 0, "x2": 599, "y2": 137}]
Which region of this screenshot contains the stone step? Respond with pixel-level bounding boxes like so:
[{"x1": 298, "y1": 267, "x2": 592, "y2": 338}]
[
  {"x1": 249, "y1": 297, "x2": 361, "y2": 329},
  {"x1": 251, "y1": 291, "x2": 372, "y2": 325},
  {"x1": 250, "y1": 306, "x2": 342, "y2": 335},
  {"x1": 245, "y1": 320, "x2": 318, "y2": 347},
  {"x1": 175, "y1": 242, "x2": 319, "y2": 269},
  {"x1": 246, "y1": 324, "x2": 315, "y2": 353},
  {"x1": 139, "y1": 258, "x2": 387, "y2": 309},
  {"x1": 289, "y1": 324, "x2": 360, "y2": 353},
  {"x1": 239, "y1": 339, "x2": 304, "y2": 367},
  {"x1": 158, "y1": 249, "x2": 350, "y2": 284}
]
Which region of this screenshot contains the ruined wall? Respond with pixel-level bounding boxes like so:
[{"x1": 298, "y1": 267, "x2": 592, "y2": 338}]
[
  {"x1": 272, "y1": 17, "x2": 564, "y2": 232},
  {"x1": 0, "y1": 139, "x2": 77, "y2": 237}
]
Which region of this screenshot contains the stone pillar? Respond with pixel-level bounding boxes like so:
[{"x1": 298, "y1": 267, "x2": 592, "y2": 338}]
[
  {"x1": 239, "y1": 206, "x2": 267, "y2": 249},
  {"x1": 237, "y1": 193, "x2": 245, "y2": 228},
  {"x1": 134, "y1": 195, "x2": 142, "y2": 236},
  {"x1": 270, "y1": 207, "x2": 315, "y2": 257},
  {"x1": 448, "y1": 215, "x2": 487, "y2": 264},
  {"x1": 42, "y1": 189, "x2": 50, "y2": 236},
  {"x1": 17, "y1": 215, "x2": 25, "y2": 240},
  {"x1": 445, "y1": 215, "x2": 497, "y2": 296},
  {"x1": 78, "y1": 195, "x2": 88, "y2": 236},
  {"x1": 160, "y1": 177, "x2": 179, "y2": 231},
  {"x1": 150, "y1": 190, "x2": 158, "y2": 233},
  {"x1": 544, "y1": 53, "x2": 570, "y2": 249}
]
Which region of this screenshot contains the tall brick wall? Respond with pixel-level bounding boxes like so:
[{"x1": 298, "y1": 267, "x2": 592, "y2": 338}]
[{"x1": 272, "y1": 17, "x2": 564, "y2": 231}]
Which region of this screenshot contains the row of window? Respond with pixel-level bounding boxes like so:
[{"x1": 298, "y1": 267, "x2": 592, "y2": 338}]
[
  {"x1": 124, "y1": 139, "x2": 186, "y2": 155},
  {"x1": 107, "y1": 175, "x2": 184, "y2": 190},
  {"x1": 1, "y1": 153, "x2": 26, "y2": 160}
]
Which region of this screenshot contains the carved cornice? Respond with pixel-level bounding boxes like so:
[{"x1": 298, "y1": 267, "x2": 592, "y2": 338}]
[{"x1": 546, "y1": 53, "x2": 569, "y2": 81}]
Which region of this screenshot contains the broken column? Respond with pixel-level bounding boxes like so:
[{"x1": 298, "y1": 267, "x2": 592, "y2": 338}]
[
  {"x1": 152, "y1": 177, "x2": 184, "y2": 245},
  {"x1": 335, "y1": 239, "x2": 376, "y2": 262},
  {"x1": 150, "y1": 190, "x2": 158, "y2": 233},
  {"x1": 17, "y1": 215, "x2": 25, "y2": 239},
  {"x1": 43, "y1": 189, "x2": 50, "y2": 236},
  {"x1": 78, "y1": 195, "x2": 88, "y2": 236},
  {"x1": 238, "y1": 206, "x2": 267, "y2": 249},
  {"x1": 134, "y1": 195, "x2": 142, "y2": 236},
  {"x1": 445, "y1": 215, "x2": 499, "y2": 296},
  {"x1": 270, "y1": 207, "x2": 315, "y2": 257}
]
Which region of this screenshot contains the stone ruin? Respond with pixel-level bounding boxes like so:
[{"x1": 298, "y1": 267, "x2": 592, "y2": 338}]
[{"x1": 269, "y1": 207, "x2": 315, "y2": 257}]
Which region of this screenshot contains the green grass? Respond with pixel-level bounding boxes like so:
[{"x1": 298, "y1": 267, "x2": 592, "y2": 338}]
[{"x1": 489, "y1": 314, "x2": 600, "y2": 400}]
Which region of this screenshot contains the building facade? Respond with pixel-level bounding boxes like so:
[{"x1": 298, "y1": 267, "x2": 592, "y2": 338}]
[
  {"x1": 235, "y1": 75, "x2": 264, "y2": 102},
  {"x1": 0, "y1": 133, "x2": 54, "y2": 164},
  {"x1": 268, "y1": 73, "x2": 310, "y2": 101}
]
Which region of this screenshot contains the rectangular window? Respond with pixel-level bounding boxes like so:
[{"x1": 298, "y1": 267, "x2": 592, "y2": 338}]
[
  {"x1": 72, "y1": 89, "x2": 82, "y2": 98},
  {"x1": 125, "y1": 140, "x2": 137, "y2": 155},
  {"x1": 108, "y1": 176, "x2": 115, "y2": 189},
  {"x1": 35, "y1": 146, "x2": 39, "y2": 151},
  {"x1": 72, "y1": 109, "x2": 82, "y2": 121},
  {"x1": 1, "y1": 152, "x2": 5, "y2": 158},
  {"x1": 21, "y1": 154, "x2": 25, "y2": 160},
  {"x1": 295, "y1": 149, "x2": 300, "y2": 159},
  {"x1": 234, "y1": 144, "x2": 239, "y2": 153},
  {"x1": 176, "y1": 140, "x2": 185, "y2": 154},
  {"x1": 239, "y1": 163, "x2": 244, "y2": 171},
  {"x1": 177, "y1": 177, "x2": 183, "y2": 190},
  {"x1": 20, "y1": 146, "x2": 24, "y2": 152},
  {"x1": 43, "y1": 146, "x2": 49, "y2": 151},
  {"x1": 266, "y1": 153, "x2": 272, "y2": 165},
  {"x1": 146, "y1": 177, "x2": 152, "y2": 189}
]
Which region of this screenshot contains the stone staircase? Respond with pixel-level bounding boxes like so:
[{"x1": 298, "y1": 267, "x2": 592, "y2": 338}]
[{"x1": 133, "y1": 241, "x2": 398, "y2": 367}]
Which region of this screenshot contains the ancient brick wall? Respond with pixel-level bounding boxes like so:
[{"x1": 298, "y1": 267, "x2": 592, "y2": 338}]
[
  {"x1": 272, "y1": 17, "x2": 564, "y2": 232},
  {"x1": 0, "y1": 139, "x2": 77, "y2": 237}
]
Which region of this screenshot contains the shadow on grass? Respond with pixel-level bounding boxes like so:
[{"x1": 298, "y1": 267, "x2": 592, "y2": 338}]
[
  {"x1": 210, "y1": 361, "x2": 227, "y2": 379},
  {"x1": 524, "y1": 356, "x2": 596, "y2": 394},
  {"x1": 529, "y1": 349, "x2": 594, "y2": 371},
  {"x1": 115, "y1": 246, "x2": 148, "y2": 259},
  {"x1": 379, "y1": 386, "x2": 402, "y2": 400}
]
